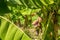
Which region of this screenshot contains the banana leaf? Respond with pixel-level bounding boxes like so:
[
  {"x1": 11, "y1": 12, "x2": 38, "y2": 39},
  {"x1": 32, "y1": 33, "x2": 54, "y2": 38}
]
[{"x1": 0, "y1": 16, "x2": 31, "y2": 40}]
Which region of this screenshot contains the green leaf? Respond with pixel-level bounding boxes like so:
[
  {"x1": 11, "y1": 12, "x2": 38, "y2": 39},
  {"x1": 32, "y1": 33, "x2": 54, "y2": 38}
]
[
  {"x1": 0, "y1": 16, "x2": 31, "y2": 40},
  {"x1": 7, "y1": 0, "x2": 22, "y2": 5},
  {"x1": 20, "y1": 8, "x2": 32, "y2": 15},
  {"x1": 40, "y1": 0, "x2": 48, "y2": 6},
  {"x1": 58, "y1": 9, "x2": 60, "y2": 14}
]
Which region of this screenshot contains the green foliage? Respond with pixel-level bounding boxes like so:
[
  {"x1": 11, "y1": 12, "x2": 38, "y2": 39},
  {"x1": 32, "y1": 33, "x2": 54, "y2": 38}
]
[
  {"x1": 0, "y1": 16, "x2": 31, "y2": 40},
  {"x1": 0, "y1": 0, "x2": 10, "y2": 15},
  {"x1": 0, "y1": 0, "x2": 60, "y2": 40}
]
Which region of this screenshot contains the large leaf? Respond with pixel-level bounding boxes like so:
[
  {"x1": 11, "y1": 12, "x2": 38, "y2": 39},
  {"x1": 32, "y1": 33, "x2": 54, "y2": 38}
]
[{"x1": 0, "y1": 16, "x2": 31, "y2": 40}]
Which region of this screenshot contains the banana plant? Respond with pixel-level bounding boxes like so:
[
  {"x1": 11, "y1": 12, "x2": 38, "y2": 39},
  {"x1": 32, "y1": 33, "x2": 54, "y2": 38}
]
[
  {"x1": 0, "y1": 16, "x2": 31, "y2": 40},
  {"x1": 0, "y1": 0, "x2": 60, "y2": 40}
]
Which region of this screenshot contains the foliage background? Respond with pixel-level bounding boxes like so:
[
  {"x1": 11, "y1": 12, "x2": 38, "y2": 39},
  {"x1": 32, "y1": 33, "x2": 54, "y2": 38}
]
[{"x1": 0, "y1": 0, "x2": 60, "y2": 40}]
